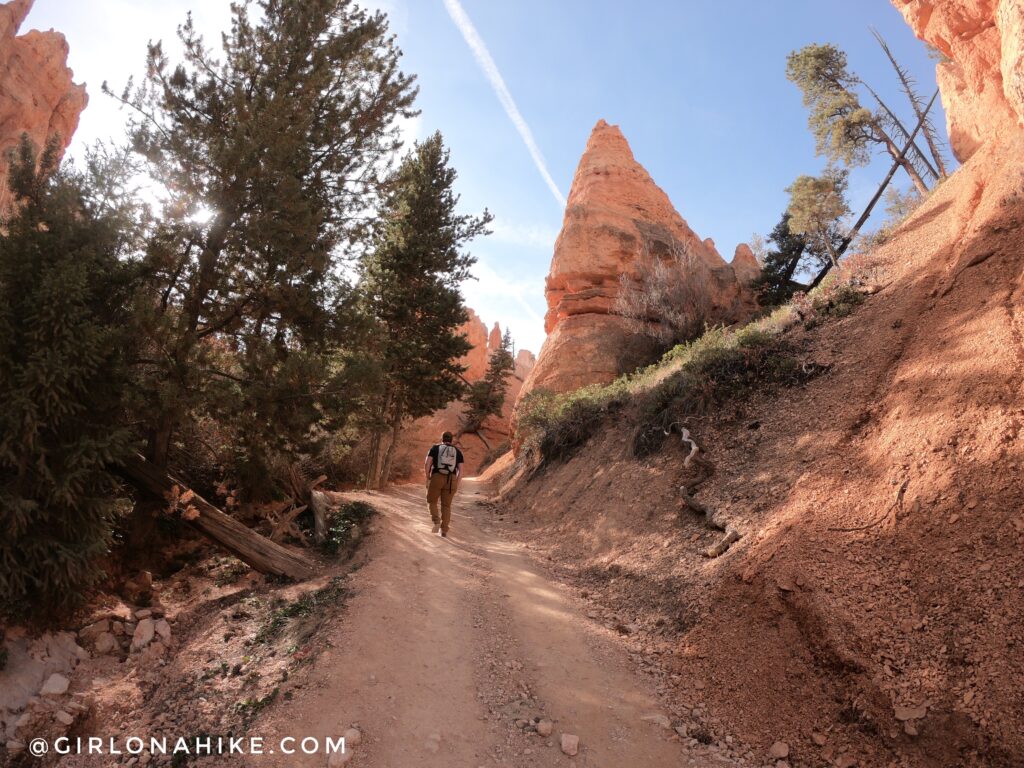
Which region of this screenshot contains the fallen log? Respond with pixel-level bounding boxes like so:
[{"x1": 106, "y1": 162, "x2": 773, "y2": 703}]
[{"x1": 121, "y1": 454, "x2": 317, "y2": 580}]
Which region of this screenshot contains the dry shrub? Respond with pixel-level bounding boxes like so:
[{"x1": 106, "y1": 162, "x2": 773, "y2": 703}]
[{"x1": 614, "y1": 234, "x2": 712, "y2": 347}]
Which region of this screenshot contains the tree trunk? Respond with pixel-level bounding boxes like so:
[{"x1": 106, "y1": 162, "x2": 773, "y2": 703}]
[
  {"x1": 810, "y1": 89, "x2": 940, "y2": 290},
  {"x1": 378, "y1": 402, "x2": 404, "y2": 490},
  {"x1": 875, "y1": 125, "x2": 930, "y2": 196},
  {"x1": 121, "y1": 453, "x2": 316, "y2": 580}
]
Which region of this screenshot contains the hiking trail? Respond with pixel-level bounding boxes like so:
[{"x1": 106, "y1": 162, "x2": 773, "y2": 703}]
[{"x1": 259, "y1": 478, "x2": 735, "y2": 767}]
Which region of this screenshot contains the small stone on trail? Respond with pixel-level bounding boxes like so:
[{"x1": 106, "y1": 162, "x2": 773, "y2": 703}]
[
  {"x1": 834, "y1": 756, "x2": 857, "y2": 768},
  {"x1": 40, "y1": 673, "x2": 70, "y2": 696},
  {"x1": 536, "y1": 719, "x2": 553, "y2": 737},
  {"x1": 811, "y1": 732, "x2": 828, "y2": 746},
  {"x1": 903, "y1": 720, "x2": 919, "y2": 737},
  {"x1": 343, "y1": 727, "x2": 362, "y2": 746},
  {"x1": 55, "y1": 710, "x2": 75, "y2": 725},
  {"x1": 641, "y1": 713, "x2": 671, "y2": 729},
  {"x1": 769, "y1": 741, "x2": 790, "y2": 759},
  {"x1": 560, "y1": 733, "x2": 579, "y2": 756}
]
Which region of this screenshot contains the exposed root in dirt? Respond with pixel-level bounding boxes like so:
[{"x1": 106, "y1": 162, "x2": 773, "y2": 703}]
[
  {"x1": 828, "y1": 478, "x2": 909, "y2": 533},
  {"x1": 672, "y1": 426, "x2": 742, "y2": 557}
]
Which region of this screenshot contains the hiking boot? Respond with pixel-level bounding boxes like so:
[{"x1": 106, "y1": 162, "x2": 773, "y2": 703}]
[
  {"x1": 431, "y1": 523, "x2": 440, "y2": 534},
  {"x1": 441, "y1": 530, "x2": 448, "y2": 538}
]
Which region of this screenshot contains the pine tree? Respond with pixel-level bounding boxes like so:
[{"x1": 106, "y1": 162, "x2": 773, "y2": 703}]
[
  {"x1": 786, "y1": 43, "x2": 932, "y2": 195},
  {"x1": 0, "y1": 138, "x2": 138, "y2": 617},
  {"x1": 785, "y1": 168, "x2": 851, "y2": 267},
  {"x1": 106, "y1": 0, "x2": 418, "y2": 492},
  {"x1": 461, "y1": 328, "x2": 515, "y2": 444},
  {"x1": 755, "y1": 213, "x2": 807, "y2": 305},
  {"x1": 359, "y1": 132, "x2": 492, "y2": 488}
]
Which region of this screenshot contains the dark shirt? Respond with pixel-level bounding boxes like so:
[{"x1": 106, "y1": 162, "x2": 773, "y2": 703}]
[{"x1": 427, "y1": 443, "x2": 464, "y2": 475}]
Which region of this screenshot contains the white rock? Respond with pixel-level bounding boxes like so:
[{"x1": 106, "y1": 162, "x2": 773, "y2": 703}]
[
  {"x1": 342, "y1": 727, "x2": 362, "y2": 746},
  {"x1": 560, "y1": 733, "x2": 579, "y2": 756},
  {"x1": 130, "y1": 619, "x2": 156, "y2": 652},
  {"x1": 641, "y1": 713, "x2": 671, "y2": 729},
  {"x1": 40, "y1": 673, "x2": 70, "y2": 696},
  {"x1": 55, "y1": 710, "x2": 75, "y2": 726}
]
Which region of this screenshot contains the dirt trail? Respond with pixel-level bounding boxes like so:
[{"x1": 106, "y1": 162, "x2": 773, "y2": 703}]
[{"x1": 260, "y1": 479, "x2": 729, "y2": 767}]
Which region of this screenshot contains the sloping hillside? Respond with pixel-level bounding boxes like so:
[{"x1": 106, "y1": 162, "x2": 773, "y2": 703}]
[{"x1": 493, "y1": 132, "x2": 1024, "y2": 767}]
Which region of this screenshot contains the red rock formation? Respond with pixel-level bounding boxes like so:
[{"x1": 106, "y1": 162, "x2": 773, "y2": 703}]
[
  {"x1": 893, "y1": 0, "x2": 1024, "y2": 161},
  {"x1": 0, "y1": 0, "x2": 87, "y2": 209},
  {"x1": 395, "y1": 314, "x2": 535, "y2": 478},
  {"x1": 518, "y1": 120, "x2": 759, "y2": 400}
]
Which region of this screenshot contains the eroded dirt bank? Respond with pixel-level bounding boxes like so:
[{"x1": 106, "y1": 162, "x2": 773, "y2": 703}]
[{"x1": 492, "y1": 134, "x2": 1024, "y2": 768}]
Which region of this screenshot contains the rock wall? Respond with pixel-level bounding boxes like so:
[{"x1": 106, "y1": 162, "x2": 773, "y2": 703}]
[
  {"x1": 0, "y1": 0, "x2": 87, "y2": 209},
  {"x1": 396, "y1": 311, "x2": 535, "y2": 478},
  {"x1": 893, "y1": 0, "x2": 1024, "y2": 161},
  {"x1": 517, "y1": 119, "x2": 759, "y2": 401}
]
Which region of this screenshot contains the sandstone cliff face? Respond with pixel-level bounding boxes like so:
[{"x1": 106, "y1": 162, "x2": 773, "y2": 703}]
[
  {"x1": 0, "y1": 0, "x2": 87, "y2": 208},
  {"x1": 397, "y1": 312, "x2": 535, "y2": 477},
  {"x1": 518, "y1": 120, "x2": 759, "y2": 400},
  {"x1": 893, "y1": 0, "x2": 1024, "y2": 161}
]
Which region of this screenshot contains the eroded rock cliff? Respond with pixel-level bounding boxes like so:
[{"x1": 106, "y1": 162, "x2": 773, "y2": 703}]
[
  {"x1": 518, "y1": 119, "x2": 759, "y2": 400},
  {"x1": 0, "y1": 0, "x2": 87, "y2": 208},
  {"x1": 894, "y1": 0, "x2": 1024, "y2": 160}
]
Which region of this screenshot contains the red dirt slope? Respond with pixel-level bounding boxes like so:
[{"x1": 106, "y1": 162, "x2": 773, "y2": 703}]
[{"x1": 495, "y1": 132, "x2": 1024, "y2": 768}]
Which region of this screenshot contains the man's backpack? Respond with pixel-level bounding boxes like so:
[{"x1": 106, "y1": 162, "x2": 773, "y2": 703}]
[{"x1": 436, "y1": 443, "x2": 458, "y2": 475}]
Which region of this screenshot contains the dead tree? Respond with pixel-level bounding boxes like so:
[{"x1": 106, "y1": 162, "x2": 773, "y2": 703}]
[
  {"x1": 810, "y1": 89, "x2": 939, "y2": 289},
  {"x1": 121, "y1": 454, "x2": 317, "y2": 580}
]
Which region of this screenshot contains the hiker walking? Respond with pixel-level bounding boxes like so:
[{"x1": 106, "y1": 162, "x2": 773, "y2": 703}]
[{"x1": 424, "y1": 431, "x2": 464, "y2": 537}]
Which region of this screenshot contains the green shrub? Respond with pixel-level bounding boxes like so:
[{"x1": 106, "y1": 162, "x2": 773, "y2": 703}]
[
  {"x1": 0, "y1": 140, "x2": 138, "y2": 619},
  {"x1": 319, "y1": 501, "x2": 375, "y2": 557}
]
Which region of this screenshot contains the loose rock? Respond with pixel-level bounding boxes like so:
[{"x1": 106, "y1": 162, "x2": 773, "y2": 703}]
[
  {"x1": 40, "y1": 673, "x2": 70, "y2": 696},
  {"x1": 536, "y1": 719, "x2": 553, "y2": 737},
  {"x1": 343, "y1": 727, "x2": 362, "y2": 747},
  {"x1": 769, "y1": 741, "x2": 790, "y2": 759},
  {"x1": 560, "y1": 733, "x2": 579, "y2": 756}
]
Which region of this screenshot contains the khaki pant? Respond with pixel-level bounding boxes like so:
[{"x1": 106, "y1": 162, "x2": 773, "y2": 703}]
[{"x1": 427, "y1": 472, "x2": 459, "y2": 533}]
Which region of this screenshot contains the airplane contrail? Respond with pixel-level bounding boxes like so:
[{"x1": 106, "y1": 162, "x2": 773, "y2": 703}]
[{"x1": 443, "y1": 0, "x2": 566, "y2": 208}]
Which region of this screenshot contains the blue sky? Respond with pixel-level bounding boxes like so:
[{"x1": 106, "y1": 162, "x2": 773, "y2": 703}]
[{"x1": 27, "y1": 0, "x2": 948, "y2": 354}]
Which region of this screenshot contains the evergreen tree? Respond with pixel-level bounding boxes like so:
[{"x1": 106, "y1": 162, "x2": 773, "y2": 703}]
[
  {"x1": 786, "y1": 43, "x2": 932, "y2": 195},
  {"x1": 785, "y1": 168, "x2": 851, "y2": 267},
  {"x1": 359, "y1": 132, "x2": 492, "y2": 488},
  {"x1": 755, "y1": 213, "x2": 807, "y2": 305},
  {"x1": 461, "y1": 328, "x2": 515, "y2": 443},
  {"x1": 107, "y1": 0, "x2": 418, "y2": 492},
  {"x1": 0, "y1": 138, "x2": 138, "y2": 617}
]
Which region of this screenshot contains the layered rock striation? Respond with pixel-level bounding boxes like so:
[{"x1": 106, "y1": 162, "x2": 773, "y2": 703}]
[
  {"x1": 894, "y1": 0, "x2": 1024, "y2": 161},
  {"x1": 518, "y1": 119, "x2": 759, "y2": 400},
  {"x1": 0, "y1": 0, "x2": 87, "y2": 208}
]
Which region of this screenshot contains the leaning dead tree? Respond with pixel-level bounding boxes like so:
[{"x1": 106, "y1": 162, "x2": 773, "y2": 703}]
[
  {"x1": 122, "y1": 454, "x2": 317, "y2": 580},
  {"x1": 671, "y1": 425, "x2": 742, "y2": 558},
  {"x1": 809, "y1": 88, "x2": 940, "y2": 289}
]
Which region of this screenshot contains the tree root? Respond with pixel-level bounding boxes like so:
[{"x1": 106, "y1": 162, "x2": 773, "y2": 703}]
[{"x1": 672, "y1": 427, "x2": 741, "y2": 558}]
